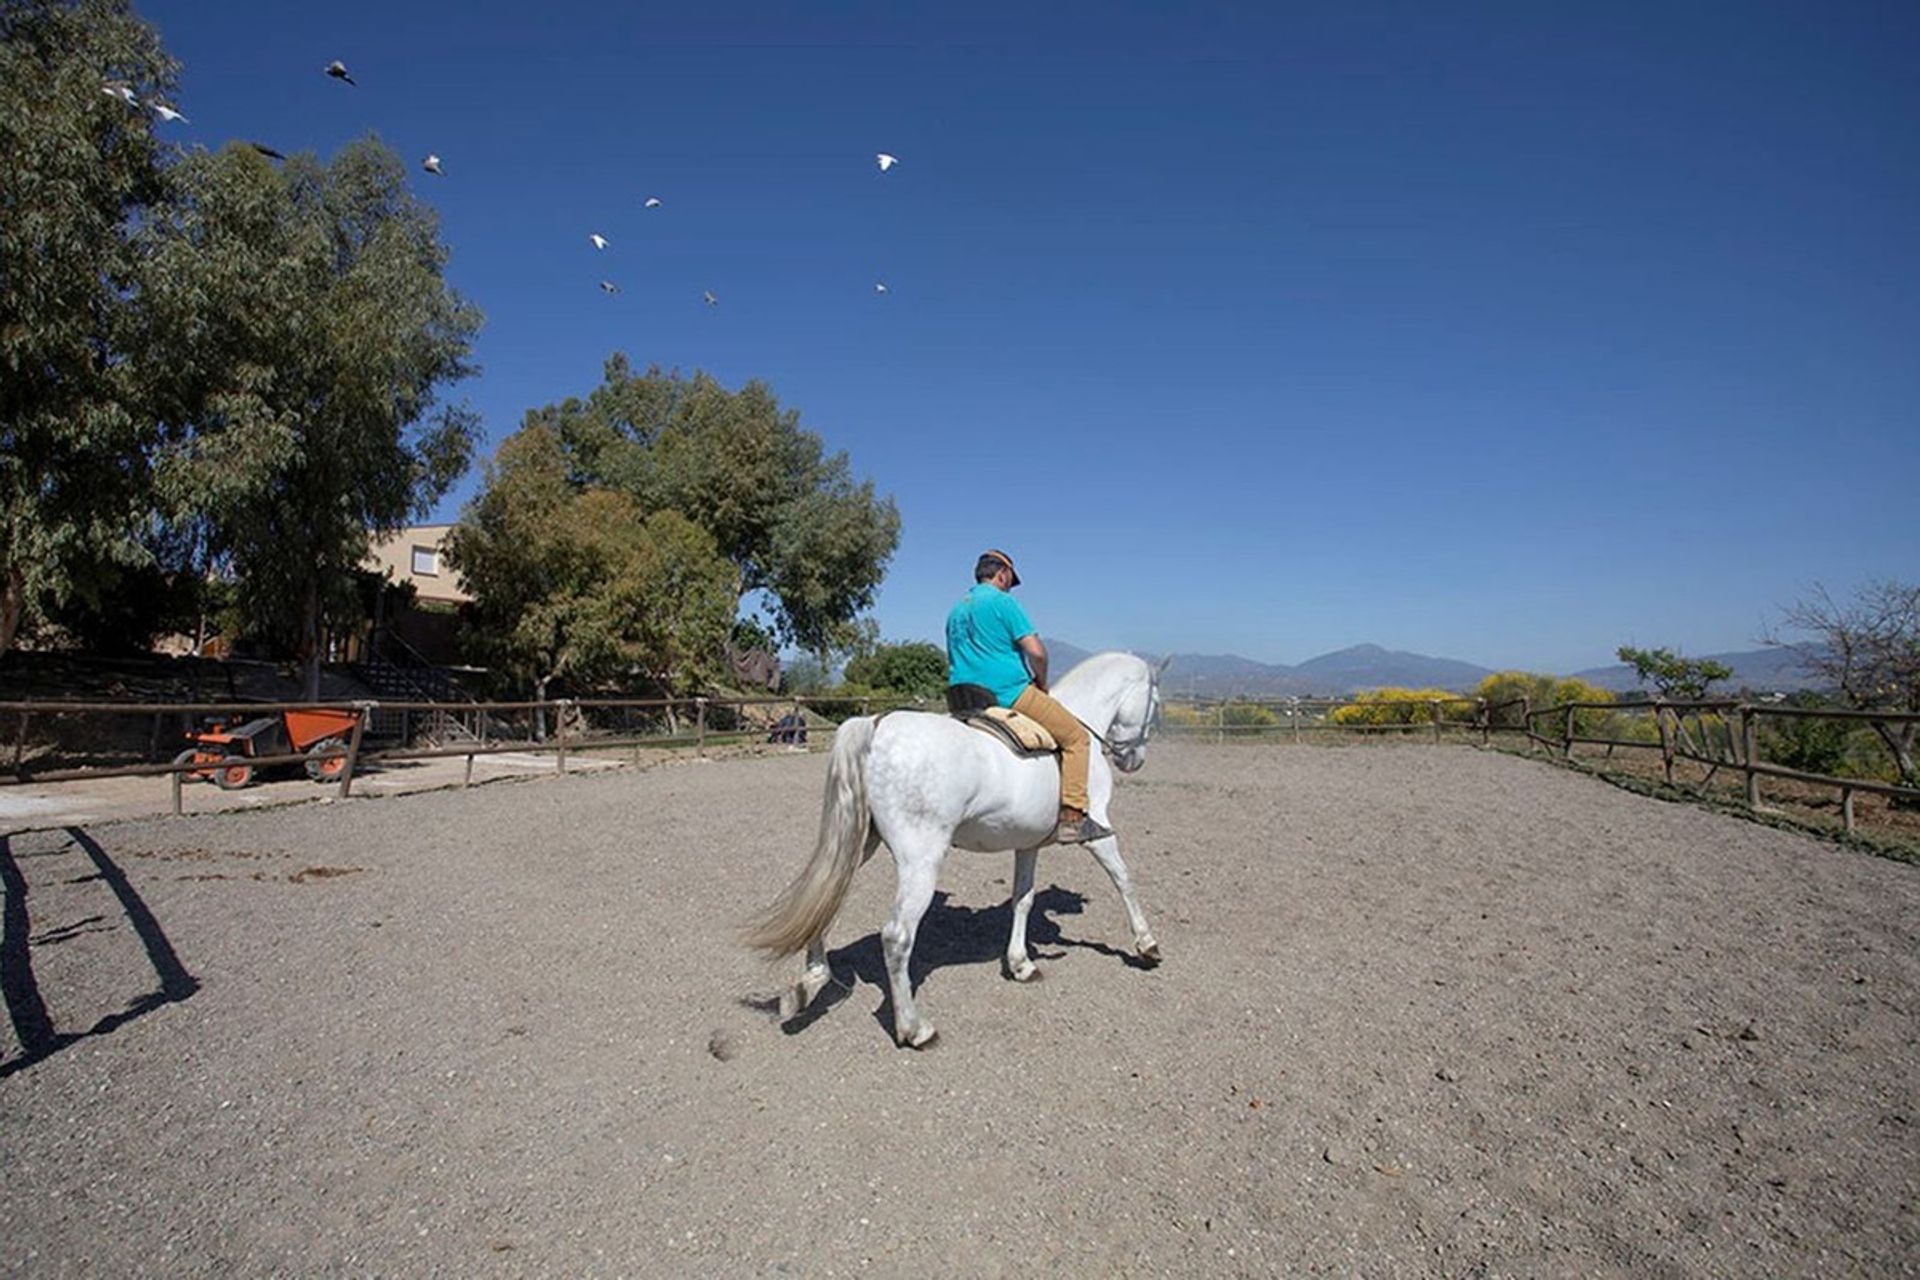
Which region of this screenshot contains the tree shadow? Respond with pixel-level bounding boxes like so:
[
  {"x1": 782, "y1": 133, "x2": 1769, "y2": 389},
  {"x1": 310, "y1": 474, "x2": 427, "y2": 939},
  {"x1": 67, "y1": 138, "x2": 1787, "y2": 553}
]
[
  {"x1": 0, "y1": 828, "x2": 199, "y2": 1079},
  {"x1": 756, "y1": 883, "x2": 1146, "y2": 1039}
]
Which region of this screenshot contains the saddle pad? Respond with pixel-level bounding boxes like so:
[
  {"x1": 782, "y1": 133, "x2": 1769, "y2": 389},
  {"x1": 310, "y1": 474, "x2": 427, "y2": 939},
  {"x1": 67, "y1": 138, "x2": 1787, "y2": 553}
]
[{"x1": 963, "y1": 706, "x2": 1058, "y2": 754}]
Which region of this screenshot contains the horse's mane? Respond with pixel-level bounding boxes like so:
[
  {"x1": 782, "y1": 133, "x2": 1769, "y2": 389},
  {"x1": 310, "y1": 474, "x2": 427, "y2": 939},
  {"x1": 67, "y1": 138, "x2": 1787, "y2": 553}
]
[{"x1": 1053, "y1": 650, "x2": 1147, "y2": 696}]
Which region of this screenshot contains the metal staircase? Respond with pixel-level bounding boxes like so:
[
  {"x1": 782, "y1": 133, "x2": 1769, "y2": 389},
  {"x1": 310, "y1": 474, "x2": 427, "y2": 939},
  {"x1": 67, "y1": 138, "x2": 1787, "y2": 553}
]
[{"x1": 351, "y1": 629, "x2": 482, "y2": 745}]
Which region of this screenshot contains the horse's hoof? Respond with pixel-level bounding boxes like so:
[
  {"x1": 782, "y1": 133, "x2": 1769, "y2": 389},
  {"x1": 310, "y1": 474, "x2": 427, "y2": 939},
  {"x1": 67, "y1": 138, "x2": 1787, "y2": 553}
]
[
  {"x1": 1004, "y1": 961, "x2": 1042, "y2": 983},
  {"x1": 1137, "y1": 942, "x2": 1163, "y2": 967},
  {"x1": 910, "y1": 1027, "x2": 940, "y2": 1050}
]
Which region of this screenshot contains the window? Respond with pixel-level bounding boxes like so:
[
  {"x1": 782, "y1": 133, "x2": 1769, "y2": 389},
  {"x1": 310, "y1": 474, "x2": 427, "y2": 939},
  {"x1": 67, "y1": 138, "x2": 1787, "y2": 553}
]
[{"x1": 411, "y1": 546, "x2": 438, "y2": 577}]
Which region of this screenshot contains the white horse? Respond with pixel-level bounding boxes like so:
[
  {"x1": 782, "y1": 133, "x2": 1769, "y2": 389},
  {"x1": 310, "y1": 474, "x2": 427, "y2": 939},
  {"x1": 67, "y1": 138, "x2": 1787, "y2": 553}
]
[{"x1": 747, "y1": 651, "x2": 1167, "y2": 1047}]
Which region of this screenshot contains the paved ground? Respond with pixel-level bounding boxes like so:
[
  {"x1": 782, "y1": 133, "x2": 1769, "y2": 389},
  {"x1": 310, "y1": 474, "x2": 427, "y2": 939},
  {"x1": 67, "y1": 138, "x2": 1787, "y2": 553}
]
[{"x1": 2, "y1": 740, "x2": 1915, "y2": 1276}]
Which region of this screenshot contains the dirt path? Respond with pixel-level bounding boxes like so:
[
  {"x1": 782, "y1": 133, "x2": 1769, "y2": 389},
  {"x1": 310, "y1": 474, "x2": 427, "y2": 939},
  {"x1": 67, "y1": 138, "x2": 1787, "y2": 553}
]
[{"x1": 3, "y1": 742, "x2": 1914, "y2": 1276}]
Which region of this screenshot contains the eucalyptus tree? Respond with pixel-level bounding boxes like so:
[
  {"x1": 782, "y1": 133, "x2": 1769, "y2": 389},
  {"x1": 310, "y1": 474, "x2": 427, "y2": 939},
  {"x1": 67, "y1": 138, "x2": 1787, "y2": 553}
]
[
  {"x1": 444, "y1": 424, "x2": 735, "y2": 722},
  {"x1": 140, "y1": 137, "x2": 481, "y2": 695},
  {"x1": 0, "y1": 0, "x2": 176, "y2": 653},
  {"x1": 530, "y1": 355, "x2": 900, "y2": 655}
]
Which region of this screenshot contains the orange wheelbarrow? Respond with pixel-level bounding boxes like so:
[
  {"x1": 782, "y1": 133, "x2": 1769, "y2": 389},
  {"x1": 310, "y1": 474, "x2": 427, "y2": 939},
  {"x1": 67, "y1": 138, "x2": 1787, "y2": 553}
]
[{"x1": 175, "y1": 707, "x2": 362, "y2": 790}]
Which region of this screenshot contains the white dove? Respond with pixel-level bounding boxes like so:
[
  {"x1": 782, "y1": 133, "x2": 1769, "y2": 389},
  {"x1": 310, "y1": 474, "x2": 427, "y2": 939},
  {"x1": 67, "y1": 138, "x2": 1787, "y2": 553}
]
[
  {"x1": 589, "y1": 233, "x2": 609, "y2": 250},
  {"x1": 703, "y1": 290, "x2": 718, "y2": 307},
  {"x1": 101, "y1": 81, "x2": 136, "y2": 105},
  {"x1": 150, "y1": 102, "x2": 188, "y2": 123},
  {"x1": 599, "y1": 281, "x2": 620, "y2": 294},
  {"x1": 643, "y1": 197, "x2": 662, "y2": 208},
  {"x1": 325, "y1": 60, "x2": 355, "y2": 86},
  {"x1": 422, "y1": 154, "x2": 443, "y2": 175},
  {"x1": 876, "y1": 153, "x2": 898, "y2": 171}
]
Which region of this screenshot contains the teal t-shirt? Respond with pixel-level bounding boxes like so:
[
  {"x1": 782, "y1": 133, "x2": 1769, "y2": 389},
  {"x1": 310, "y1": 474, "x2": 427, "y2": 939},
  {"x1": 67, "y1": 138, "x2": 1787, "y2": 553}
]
[{"x1": 946, "y1": 582, "x2": 1036, "y2": 707}]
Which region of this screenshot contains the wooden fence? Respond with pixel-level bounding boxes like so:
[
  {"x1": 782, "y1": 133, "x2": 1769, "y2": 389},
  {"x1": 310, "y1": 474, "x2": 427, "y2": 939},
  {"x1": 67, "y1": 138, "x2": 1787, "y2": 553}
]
[
  {"x1": 6, "y1": 692, "x2": 1915, "y2": 834},
  {"x1": 0, "y1": 693, "x2": 928, "y2": 816}
]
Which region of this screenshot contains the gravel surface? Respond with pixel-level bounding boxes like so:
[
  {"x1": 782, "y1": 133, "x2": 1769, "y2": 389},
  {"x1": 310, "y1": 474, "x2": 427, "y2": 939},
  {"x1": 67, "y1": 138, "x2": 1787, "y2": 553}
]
[{"x1": 3, "y1": 741, "x2": 1915, "y2": 1277}]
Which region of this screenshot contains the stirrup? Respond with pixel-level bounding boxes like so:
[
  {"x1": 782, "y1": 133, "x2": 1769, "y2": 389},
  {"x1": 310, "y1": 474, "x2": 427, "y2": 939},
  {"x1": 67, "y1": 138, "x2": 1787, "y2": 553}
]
[{"x1": 1052, "y1": 812, "x2": 1114, "y2": 845}]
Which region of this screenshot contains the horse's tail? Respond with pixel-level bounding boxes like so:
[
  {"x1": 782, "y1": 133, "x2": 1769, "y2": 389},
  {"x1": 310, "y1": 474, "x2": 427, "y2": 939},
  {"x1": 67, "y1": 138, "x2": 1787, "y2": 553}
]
[{"x1": 744, "y1": 714, "x2": 876, "y2": 959}]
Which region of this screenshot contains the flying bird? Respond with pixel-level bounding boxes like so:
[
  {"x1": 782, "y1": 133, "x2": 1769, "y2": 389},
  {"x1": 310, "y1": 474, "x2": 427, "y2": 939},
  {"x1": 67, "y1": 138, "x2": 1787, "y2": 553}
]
[
  {"x1": 249, "y1": 142, "x2": 286, "y2": 161},
  {"x1": 599, "y1": 281, "x2": 620, "y2": 294},
  {"x1": 875, "y1": 282, "x2": 889, "y2": 294},
  {"x1": 150, "y1": 102, "x2": 188, "y2": 123},
  {"x1": 422, "y1": 154, "x2": 443, "y2": 175},
  {"x1": 876, "y1": 153, "x2": 898, "y2": 171},
  {"x1": 101, "y1": 81, "x2": 136, "y2": 105},
  {"x1": 325, "y1": 60, "x2": 355, "y2": 86},
  {"x1": 589, "y1": 233, "x2": 608, "y2": 250},
  {"x1": 703, "y1": 290, "x2": 718, "y2": 307},
  {"x1": 643, "y1": 196, "x2": 662, "y2": 208}
]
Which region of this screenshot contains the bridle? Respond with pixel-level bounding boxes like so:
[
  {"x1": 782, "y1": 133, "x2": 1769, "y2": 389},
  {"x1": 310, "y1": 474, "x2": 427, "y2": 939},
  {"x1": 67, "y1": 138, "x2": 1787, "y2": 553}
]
[{"x1": 1083, "y1": 674, "x2": 1161, "y2": 761}]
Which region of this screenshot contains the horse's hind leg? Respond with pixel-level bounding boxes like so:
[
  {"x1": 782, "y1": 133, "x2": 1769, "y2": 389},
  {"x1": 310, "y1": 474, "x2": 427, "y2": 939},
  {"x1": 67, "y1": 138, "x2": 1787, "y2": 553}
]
[
  {"x1": 781, "y1": 829, "x2": 880, "y2": 1021},
  {"x1": 881, "y1": 839, "x2": 943, "y2": 1048},
  {"x1": 1003, "y1": 847, "x2": 1042, "y2": 982},
  {"x1": 780, "y1": 935, "x2": 834, "y2": 1021},
  {"x1": 1085, "y1": 834, "x2": 1161, "y2": 965}
]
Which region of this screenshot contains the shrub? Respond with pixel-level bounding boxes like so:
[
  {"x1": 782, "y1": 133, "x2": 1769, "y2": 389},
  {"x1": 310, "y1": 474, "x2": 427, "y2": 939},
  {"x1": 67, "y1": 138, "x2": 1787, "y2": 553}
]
[
  {"x1": 1221, "y1": 703, "x2": 1279, "y2": 728},
  {"x1": 1331, "y1": 687, "x2": 1466, "y2": 726}
]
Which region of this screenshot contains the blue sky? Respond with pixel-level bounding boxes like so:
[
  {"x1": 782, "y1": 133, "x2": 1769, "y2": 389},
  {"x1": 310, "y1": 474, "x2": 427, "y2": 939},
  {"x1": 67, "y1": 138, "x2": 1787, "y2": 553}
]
[{"x1": 143, "y1": 1, "x2": 1918, "y2": 673}]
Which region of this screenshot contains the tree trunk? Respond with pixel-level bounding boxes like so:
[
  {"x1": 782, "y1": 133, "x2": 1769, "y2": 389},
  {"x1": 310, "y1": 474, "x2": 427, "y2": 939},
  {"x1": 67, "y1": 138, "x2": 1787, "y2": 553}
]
[
  {"x1": 533, "y1": 672, "x2": 553, "y2": 743},
  {"x1": 1872, "y1": 719, "x2": 1920, "y2": 801},
  {"x1": 0, "y1": 566, "x2": 23, "y2": 657},
  {"x1": 301, "y1": 576, "x2": 323, "y2": 700}
]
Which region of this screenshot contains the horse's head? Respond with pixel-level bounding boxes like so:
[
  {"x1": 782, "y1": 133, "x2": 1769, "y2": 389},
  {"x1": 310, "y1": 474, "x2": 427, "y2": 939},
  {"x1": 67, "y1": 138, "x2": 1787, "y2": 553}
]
[{"x1": 1106, "y1": 654, "x2": 1168, "y2": 774}]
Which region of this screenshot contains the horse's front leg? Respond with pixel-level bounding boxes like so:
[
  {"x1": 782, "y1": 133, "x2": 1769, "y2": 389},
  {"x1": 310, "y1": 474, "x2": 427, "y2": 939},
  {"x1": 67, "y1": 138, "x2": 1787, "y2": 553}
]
[
  {"x1": 1085, "y1": 833, "x2": 1161, "y2": 965},
  {"x1": 1003, "y1": 846, "x2": 1042, "y2": 982}
]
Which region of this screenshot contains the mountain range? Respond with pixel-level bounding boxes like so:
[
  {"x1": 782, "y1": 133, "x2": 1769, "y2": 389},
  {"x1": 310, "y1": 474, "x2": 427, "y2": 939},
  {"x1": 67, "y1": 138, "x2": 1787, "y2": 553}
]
[{"x1": 1046, "y1": 640, "x2": 1822, "y2": 698}]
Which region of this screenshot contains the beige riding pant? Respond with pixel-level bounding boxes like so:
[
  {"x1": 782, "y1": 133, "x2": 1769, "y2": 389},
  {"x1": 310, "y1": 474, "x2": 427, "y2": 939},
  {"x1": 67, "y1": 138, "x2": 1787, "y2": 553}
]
[{"x1": 1012, "y1": 684, "x2": 1092, "y2": 813}]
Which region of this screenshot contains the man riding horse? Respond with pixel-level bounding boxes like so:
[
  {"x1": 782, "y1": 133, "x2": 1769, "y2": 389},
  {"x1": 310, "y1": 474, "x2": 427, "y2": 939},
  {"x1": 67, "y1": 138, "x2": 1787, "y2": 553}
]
[{"x1": 945, "y1": 549, "x2": 1114, "y2": 846}]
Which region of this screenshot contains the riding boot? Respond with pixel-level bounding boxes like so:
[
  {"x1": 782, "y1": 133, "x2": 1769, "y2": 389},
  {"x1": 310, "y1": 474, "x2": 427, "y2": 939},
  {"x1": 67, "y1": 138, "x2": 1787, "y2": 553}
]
[{"x1": 1051, "y1": 806, "x2": 1113, "y2": 845}]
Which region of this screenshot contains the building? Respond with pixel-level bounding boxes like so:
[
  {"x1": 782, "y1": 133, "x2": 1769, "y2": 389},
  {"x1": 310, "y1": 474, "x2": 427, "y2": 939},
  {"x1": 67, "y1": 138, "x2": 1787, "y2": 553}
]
[
  {"x1": 364, "y1": 523, "x2": 470, "y2": 606},
  {"x1": 363, "y1": 524, "x2": 470, "y2": 666}
]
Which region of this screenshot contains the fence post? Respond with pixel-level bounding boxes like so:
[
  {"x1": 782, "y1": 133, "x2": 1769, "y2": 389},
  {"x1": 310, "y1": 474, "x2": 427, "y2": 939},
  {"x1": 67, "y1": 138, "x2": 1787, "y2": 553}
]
[
  {"x1": 696, "y1": 697, "x2": 707, "y2": 757},
  {"x1": 336, "y1": 706, "x2": 367, "y2": 799},
  {"x1": 1216, "y1": 703, "x2": 1225, "y2": 746},
  {"x1": 1291, "y1": 698, "x2": 1301, "y2": 744},
  {"x1": 170, "y1": 756, "x2": 184, "y2": 815},
  {"x1": 1430, "y1": 700, "x2": 1442, "y2": 745},
  {"x1": 1478, "y1": 698, "x2": 1490, "y2": 748},
  {"x1": 12, "y1": 709, "x2": 28, "y2": 774},
  {"x1": 1563, "y1": 705, "x2": 1575, "y2": 758},
  {"x1": 1655, "y1": 700, "x2": 1674, "y2": 785},
  {"x1": 1841, "y1": 787, "x2": 1855, "y2": 834},
  {"x1": 1741, "y1": 706, "x2": 1759, "y2": 808},
  {"x1": 555, "y1": 699, "x2": 569, "y2": 774}
]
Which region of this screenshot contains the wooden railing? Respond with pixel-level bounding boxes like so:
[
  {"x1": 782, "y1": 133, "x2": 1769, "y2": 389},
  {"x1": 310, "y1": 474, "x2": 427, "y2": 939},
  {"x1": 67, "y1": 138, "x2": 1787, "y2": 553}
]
[{"x1": 0, "y1": 693, "x2": 931, "y2": 816}]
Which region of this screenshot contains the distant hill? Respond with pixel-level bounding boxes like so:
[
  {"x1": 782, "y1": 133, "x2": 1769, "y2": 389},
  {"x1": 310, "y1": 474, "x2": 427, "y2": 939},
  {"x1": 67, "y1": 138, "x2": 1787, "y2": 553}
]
[
  {"x1": 1045, "y1": 640, "x2": 1492, "y2": 697},
  {"x1": 1572, "y1": 646, "x2": 1825, "y2": 694},
  {"x1": 1036, "y1": 639, "x2": 1826, "y2": 698}
]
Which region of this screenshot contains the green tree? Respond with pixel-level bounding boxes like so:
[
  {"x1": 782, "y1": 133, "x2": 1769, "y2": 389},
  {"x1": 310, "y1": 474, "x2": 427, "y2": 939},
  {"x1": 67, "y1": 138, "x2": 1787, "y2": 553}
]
[
  {"x1": 0, "y1": 0, "x2": 176, "y2": 654},
  {"x1": 1615, "y1": 645, "x2": 1733, "y2": 701},
  {"x1": 530, "y1": 356, "x2": 900, "y2": 652},
  {"x1": 844, "y1": 641, "x2": 948, "y2": 699},
  {"x1": 139, "y1": 137, "x2": 481, "y2": 695},
  {"x1": 445, "y1": 426, "x2": 736, "y2": 709},
  {"x1": 1771, "y1": 580, "x2": 1920, "y2": 792}
]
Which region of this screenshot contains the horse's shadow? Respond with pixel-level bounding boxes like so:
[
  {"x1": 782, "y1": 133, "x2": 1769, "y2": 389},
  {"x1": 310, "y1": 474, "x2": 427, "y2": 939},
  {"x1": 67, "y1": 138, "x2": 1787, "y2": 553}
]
[{"x1": 749, "y1": 883, "x2": 1150, "y2": 1037}]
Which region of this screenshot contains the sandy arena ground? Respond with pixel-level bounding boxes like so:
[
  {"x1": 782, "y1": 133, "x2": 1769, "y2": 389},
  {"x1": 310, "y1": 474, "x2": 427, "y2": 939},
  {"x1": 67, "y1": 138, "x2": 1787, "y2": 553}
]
[{"x1": 2, "y1": 741, "x2": 1915, "y2": 1277}]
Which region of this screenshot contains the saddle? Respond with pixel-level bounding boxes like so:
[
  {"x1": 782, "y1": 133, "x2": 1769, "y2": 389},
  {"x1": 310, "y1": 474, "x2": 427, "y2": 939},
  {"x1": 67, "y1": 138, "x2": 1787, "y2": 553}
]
[{"x1": 946, "y1": 684, "x2": 1058, "y2": 758}]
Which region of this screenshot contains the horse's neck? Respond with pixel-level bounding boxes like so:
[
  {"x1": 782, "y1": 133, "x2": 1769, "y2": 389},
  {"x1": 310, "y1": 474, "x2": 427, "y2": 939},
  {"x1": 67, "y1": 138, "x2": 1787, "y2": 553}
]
[{"x1": 1053, "y1": 660, "x2": 1126, "y2": 735}]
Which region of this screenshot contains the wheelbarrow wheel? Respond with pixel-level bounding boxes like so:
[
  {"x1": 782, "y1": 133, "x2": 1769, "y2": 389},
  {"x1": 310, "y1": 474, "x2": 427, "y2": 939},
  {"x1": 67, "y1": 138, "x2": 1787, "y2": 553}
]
[
  {"x1": 213, "y1": 753, "x2": 254, "y2": 791},
  {"x1": 173, "y1": 747, "x2": 218, "y2": 785},
  {"x1": 305, "y1": 736, "x2": 350, "y2": 782}
]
